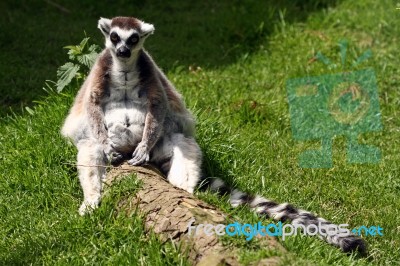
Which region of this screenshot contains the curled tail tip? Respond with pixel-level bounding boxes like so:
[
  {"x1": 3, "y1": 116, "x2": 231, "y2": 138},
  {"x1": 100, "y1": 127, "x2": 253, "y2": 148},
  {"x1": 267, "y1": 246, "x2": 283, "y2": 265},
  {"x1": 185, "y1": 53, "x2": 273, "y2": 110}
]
[{"x1": 341, "y1": 237, "x2": 368, "y2": 256}]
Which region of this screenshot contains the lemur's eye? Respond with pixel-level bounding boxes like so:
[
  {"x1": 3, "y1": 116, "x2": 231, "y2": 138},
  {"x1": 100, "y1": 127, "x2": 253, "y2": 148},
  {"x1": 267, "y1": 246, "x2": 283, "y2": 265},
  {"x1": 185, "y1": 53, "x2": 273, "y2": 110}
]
[
  {"x1": 110, "y1": 32, "x2": 120, "y2": 44},
  {"x1": 127, "y1": 34, "x2": 139, "y2": 45}
]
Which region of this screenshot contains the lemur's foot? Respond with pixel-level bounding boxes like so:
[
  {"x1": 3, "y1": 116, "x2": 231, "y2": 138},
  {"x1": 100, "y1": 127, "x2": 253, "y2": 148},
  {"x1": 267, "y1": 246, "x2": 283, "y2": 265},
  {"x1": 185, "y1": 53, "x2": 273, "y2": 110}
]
[
  {"x1": 78, "y1": 199, "x2": 100, "y2": 216},
  {"x1": 104, "y1": 142, "x2": 125, "y2": 166},
  {"x1": 110, "y1": 152, "x2": 125, "y2": 166},
  {"x1": 168, "y1": 177, "x2": 195, "y2": 194}
]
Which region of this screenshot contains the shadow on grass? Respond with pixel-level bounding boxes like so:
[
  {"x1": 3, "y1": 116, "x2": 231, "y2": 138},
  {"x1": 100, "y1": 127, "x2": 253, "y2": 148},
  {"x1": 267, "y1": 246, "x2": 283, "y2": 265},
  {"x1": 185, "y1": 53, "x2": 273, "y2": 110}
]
[{"x1": 0, "y1": 0, "x2": 338, "y2": 115}]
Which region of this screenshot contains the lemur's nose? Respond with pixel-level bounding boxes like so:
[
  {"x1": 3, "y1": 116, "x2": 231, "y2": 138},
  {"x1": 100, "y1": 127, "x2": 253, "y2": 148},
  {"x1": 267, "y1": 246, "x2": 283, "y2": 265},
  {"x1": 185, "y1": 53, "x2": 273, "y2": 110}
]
[{"x1": 117, "y1": 46, "x2": 131, "y2": 58}]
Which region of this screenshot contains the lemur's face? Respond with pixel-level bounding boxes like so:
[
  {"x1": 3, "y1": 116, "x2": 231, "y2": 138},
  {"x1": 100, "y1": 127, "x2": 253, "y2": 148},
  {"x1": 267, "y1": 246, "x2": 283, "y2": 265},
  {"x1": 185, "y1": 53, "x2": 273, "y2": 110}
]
[
  {"x1": 98, "y1": 17, "x2": 154, "y2": 60},
  {"x1": 108, "y1": 28, "x2": 140, "y2": 59}
]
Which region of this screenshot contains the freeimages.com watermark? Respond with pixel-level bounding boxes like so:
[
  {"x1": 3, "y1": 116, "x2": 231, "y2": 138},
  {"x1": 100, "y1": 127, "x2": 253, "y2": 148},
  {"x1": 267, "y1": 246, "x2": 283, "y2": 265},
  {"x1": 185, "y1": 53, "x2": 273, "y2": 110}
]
[{"x1": 187, "y1": 220, "x2": 383, "y2": 241}]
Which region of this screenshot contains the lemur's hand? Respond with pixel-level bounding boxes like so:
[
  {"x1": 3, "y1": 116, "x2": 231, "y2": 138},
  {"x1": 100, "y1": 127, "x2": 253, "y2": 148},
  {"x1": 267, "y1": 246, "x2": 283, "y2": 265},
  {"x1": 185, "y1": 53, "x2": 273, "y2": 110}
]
[
  {"x1": 128, "y1": 142, "x2": 150, "y2": 165},
  {"x1": 104, "y1": 141, "x2": 125, "y2": 166}
]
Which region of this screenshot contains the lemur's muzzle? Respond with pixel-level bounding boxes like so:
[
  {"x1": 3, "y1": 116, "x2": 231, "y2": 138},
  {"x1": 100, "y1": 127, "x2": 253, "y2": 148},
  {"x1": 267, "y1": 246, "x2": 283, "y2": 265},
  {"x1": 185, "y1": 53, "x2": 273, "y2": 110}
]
[{"x1": 117, "y1": 46, "x2": 131, "y2": 58}]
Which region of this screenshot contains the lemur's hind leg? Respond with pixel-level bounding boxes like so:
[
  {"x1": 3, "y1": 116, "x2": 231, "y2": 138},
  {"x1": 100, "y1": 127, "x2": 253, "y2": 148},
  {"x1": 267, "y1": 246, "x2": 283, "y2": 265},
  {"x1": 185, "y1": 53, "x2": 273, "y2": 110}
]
[
  {"x1": 76, "y1": 139, "x2": 107, "y2": 215},
  {"x1": 151, "y1": 134, "x2": 202, "y2": 193}
]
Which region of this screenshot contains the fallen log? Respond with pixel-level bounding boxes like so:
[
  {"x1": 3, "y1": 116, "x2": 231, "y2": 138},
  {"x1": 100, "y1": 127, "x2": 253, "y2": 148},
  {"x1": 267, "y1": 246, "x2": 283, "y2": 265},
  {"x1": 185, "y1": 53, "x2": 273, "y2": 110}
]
[{"x1": 105, "y1": 163, "x2": 284, "y2": 266}]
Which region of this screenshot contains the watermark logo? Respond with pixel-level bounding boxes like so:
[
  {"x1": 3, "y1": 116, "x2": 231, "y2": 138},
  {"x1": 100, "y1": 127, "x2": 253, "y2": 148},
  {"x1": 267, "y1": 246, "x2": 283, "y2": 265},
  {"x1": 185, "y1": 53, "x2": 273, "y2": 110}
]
[
  {"x1": 187, "y1": 220, "x2": 383, "y2": 241},
  {"x1": 286, "y1": 40, "x2": 382, "y2": 168},
  {"x1": 352, "y1": 225, "x2": 384, "y2": 236}
]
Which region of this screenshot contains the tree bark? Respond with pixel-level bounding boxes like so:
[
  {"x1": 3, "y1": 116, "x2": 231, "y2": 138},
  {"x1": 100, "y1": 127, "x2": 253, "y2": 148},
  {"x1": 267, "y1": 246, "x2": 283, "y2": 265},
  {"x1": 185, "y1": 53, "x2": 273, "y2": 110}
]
[{"x1": 105, "y1": 163, "x2": 284, "y2": 266}]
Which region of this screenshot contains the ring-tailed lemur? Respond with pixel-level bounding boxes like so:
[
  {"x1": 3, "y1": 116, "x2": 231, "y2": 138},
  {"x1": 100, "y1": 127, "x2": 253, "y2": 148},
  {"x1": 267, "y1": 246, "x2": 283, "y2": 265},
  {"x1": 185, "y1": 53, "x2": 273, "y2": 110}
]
[{"x1": 61, "y1": 16, "x2": 366, "y2": 255}]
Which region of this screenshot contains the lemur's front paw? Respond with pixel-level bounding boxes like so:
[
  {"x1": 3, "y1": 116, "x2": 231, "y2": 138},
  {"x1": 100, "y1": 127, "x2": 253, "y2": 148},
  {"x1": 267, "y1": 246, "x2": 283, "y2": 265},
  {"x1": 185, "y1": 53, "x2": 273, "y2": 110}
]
[
  {"x1": 128, "y1": 142, "x2": 150, "y2": 166},
  {"x1": 104, "y1": 142, "x2": 125, "y2": 166}
]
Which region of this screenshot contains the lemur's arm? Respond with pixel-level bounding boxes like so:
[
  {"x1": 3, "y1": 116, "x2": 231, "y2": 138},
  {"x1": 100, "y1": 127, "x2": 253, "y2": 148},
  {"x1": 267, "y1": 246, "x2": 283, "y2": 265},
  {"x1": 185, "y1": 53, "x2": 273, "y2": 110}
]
[{"x1": 86, "y1": 51, "x2": 112, "y2": 145}]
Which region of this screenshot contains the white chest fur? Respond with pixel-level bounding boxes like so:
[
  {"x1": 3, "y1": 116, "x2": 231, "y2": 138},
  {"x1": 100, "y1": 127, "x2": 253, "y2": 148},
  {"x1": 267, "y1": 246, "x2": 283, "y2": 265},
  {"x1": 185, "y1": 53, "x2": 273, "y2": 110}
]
[{"x1": 102, "y1": 64, "x2": 147, "y2": 149}]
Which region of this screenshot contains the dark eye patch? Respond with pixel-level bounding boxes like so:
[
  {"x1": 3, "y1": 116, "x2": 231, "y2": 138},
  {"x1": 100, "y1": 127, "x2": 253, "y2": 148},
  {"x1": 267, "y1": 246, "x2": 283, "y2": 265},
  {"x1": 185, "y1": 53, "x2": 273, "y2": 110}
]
[
  {"x1": 110, "y1": 32, "x2": 120, "y2": 44},
  {"x1": 127, "y1": 33, "x2": 139, "y2": 46}
]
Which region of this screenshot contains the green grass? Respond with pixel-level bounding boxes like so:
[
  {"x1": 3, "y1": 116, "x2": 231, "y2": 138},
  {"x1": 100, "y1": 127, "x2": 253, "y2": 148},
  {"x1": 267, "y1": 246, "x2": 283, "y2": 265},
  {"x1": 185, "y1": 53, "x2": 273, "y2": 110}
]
[{"x1": 1, "y1": 0, "x2": 399, "y2": 265}]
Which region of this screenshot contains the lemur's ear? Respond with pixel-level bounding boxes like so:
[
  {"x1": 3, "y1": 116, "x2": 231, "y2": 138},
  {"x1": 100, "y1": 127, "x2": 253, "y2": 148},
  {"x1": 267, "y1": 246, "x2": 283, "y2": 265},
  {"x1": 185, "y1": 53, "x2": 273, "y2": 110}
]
[
  {"x1": 140, "y1": 21, "x2": 155, "y2": 38},
  {"x1": 98, "y1": 17, "x2": 112, "y2": 36}
]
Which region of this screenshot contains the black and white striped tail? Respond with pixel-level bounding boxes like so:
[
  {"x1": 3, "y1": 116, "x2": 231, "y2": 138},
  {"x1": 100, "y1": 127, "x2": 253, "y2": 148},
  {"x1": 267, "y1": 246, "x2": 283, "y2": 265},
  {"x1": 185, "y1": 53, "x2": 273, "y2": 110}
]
[{"x1": 200, "y1": 177, "x2": 367, "y2": 255}]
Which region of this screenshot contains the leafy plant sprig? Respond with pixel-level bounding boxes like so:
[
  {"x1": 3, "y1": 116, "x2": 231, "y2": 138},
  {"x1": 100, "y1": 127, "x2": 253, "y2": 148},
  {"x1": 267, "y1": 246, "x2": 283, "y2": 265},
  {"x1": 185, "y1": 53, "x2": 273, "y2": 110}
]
[{"x1": 56, "y1": 37, "x2": 101, "y2": 92}]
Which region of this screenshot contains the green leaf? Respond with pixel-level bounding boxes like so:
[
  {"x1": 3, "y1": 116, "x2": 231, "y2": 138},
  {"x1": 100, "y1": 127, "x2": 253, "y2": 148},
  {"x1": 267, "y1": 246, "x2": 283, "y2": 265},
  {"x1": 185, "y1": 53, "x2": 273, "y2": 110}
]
[
  {"x1": 64, "y1": 45, "x2": 81, "y2": 60},
  {"x1": 64, "y1": 38, "x2": 100, "y2": 63},
  {"x1": 76, "y1": 51, "x2": 99, "y2": 69},
  {"x1": 56, "y1": 62, "x2": 80, "y2": 92},
  {"x1": 88, "y1": 44, "x2": 101, "y2": 52},
  {"x1": 79, "y1": 37, "x2": 89, "y2": 49}
]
